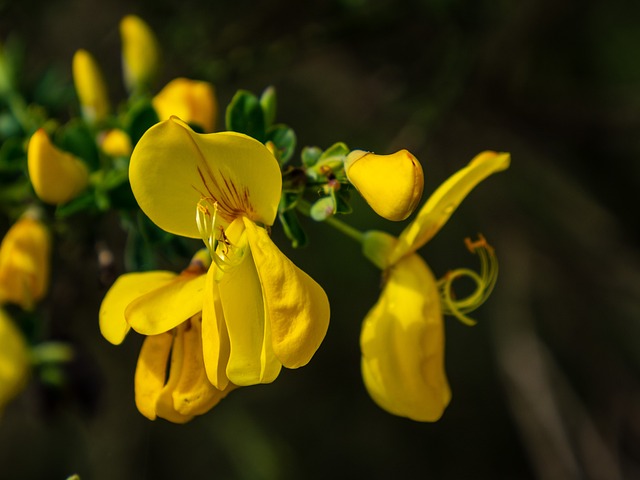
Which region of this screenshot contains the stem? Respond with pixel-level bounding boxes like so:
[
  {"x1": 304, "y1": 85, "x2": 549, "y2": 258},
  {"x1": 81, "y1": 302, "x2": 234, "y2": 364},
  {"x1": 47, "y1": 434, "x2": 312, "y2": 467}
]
[{"x1": 296, "y1": 199, "x2": 364, "y2": 244}]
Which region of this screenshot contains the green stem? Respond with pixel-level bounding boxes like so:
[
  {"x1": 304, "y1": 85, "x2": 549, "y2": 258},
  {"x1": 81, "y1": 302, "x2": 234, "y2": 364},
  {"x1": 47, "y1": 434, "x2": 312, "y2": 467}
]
[{"x1": 296, "y1": 199, "x2": 364, "y2": 244}]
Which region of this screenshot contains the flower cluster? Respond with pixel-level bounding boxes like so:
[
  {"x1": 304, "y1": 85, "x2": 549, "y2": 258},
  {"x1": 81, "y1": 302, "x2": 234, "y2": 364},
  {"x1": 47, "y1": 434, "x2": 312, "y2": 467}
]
[{"x1": 0, "y1": 14, "x2": 509, "y2": 423}]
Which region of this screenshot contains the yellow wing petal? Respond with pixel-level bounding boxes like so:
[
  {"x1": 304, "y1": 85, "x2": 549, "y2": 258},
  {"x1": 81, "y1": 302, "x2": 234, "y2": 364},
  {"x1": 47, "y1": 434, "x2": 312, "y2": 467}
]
[
  {"x1": 134, "y1": 332, "x2": 173, "y2": 421},
  {"x1": 99, "y1": 271, "x2": 176, "y2": 345},
  {"x1": 360, "y1": 254, "x2": 451, "y2": 422},
  {"x1": 244, "y1": 218, "x2": 330, "y2": 369},
  {"x1": 202, "y1": 265, "x2": 231, "y2": 390},
  {"x1": 129, "y1": 117, "x2": 282, "y2": 238},
  {"x1": 389, "y1": 151, "x2": 510, "y2": 263}
]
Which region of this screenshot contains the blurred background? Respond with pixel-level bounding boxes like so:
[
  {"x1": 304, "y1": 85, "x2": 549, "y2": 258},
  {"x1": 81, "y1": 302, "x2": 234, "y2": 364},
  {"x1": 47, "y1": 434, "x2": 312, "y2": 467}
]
[{"x1": 1, "y1": 0, "x2": 640, "y2": 478}]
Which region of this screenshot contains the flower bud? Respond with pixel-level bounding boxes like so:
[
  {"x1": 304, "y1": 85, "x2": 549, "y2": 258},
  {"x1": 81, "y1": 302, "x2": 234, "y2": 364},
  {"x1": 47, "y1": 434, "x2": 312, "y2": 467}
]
[
  {"x1": 152, "y1": 78, "x2": 217, "y2": 132},
  {"x1": 120, "y1": 15, "x2": 160, "y2": 93},
  {"x1": 27, "y1": 129, "x2": 90, "y2": 205},
  {"x1": 0, "y1": 213, "x2": 51, "y2": 310},
  {"x1": 100, "y1": 128, "x2": 133, "y2": 157},
  {"x1": 0, "y1": 308, "x2": 30, "y2": 415},
  {"x1": 72, "y1": 49, "x2": 110, "y2": 123},
  {"x1": 345, "y1": 149, "x2": 424, "y2": 221}
]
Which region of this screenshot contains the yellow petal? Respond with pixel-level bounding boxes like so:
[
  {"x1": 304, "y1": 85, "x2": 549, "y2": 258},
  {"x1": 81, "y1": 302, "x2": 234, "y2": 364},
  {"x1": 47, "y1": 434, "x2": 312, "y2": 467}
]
[
  {"x1": 345, "y1": 149, "x2": 424, "y2": 221},
  {"x1": 360, "y1": 254, "x2": 451, "y2": 422},
  {"x1": 129, "y1": 117, "x2": 281, "y2": 237},
  {"x1": 219, "y1": 244, "x2": 282, "y2": 386},
  {"x1": 100, "y1": 129, "x2": 132, "y2": 157},
  {"x1": 389, "y1": 151, "x2": 510, "y2": 263},
  {"x1": 120, "y1": 15, "x2": 160, "y2": 92},
  {"x1": 202, "y1": 265, "x2": 231, "y2": 390},
  {"x1": 152, "y1": 78, "x2": 218, "y2": 133},
  {"x1": 0, "y1": 215, "x2": 51, "y2": 310},
  {"x1": 99, "y1": 271, "x2": 176, "y2": 345},
  {"x1": 134, "y1": 332, "x2": 173, "y2": 421},
  {"x1": 27, "y1": 129, "x2": 90, "y2": 205},
  {"x1": 125, "y1": 273, "x2": 206, "y2": 335},
  {"x1": 0, "y1": 308, "x2": 30, "y2": 414},
  {"x1": 171, "y1": 314, "x2": 234, "y2": 416},
  {"x1": 244, "y1": 218, "x2": 330, "y2": 368},
  {"x1": 72, "y1": 49, "x2": 110, "y2": 122}
]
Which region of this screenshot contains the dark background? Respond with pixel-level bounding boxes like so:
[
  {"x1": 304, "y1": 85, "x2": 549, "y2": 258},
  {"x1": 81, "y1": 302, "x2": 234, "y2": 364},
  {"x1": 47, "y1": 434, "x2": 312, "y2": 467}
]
[{"x1": 1, "y1": 0, "x2": 639, "y2": 478}]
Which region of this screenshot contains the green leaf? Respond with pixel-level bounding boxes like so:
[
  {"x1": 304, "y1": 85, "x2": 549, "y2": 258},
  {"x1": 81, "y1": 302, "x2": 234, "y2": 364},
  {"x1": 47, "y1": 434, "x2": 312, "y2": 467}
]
[
  {"x1": 278, "y1": 208, "x2": 308, "y2": 248},
  {"x1": 301, "y1": 146, "x2": 322, "y2": 167},
  {"x1": 125, "y1": 99, "x2": 159, "y2": 145},
  {"x1": 266, "y1": 124, "x2": 296, "y2": 165},
  {"x1": 260, "y1": 86, "x2": 277, "y2": 128},
  {"x1": 319, "y1": 142, "x2": 350, "y2": 162},
  {"x1": 225, "y1": 90, "x2": 266, "y2": 142},
  {"x1": 55, "y1": 191, "x2": 96, "y2": 218}
]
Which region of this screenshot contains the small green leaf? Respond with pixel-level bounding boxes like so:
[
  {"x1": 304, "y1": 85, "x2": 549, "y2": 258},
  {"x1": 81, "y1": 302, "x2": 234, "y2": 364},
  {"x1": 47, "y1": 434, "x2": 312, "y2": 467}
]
[
  {"x1": 125, "y1": 99, "x2": 159, "y2": 145},
  {"x1": 318, "y1": 142, "x2": 349, "y2": 162},
  {"x1": 225, "y1": 90, "x2": 266, "y2": 142},
  {"x1": 267, "y1": 124, "x2": 296, "y2": 165},
  {"x1": 56, "y1": 120, "x2": 99, "y2": 170},
  {"x1": 260, "y1": 86, "x2": 277, "y2": 128},
  {"x1": 310, "y1": 196, "x2": 336, "y2": 221},
  {"x1": 278, "y1": 208, "x2": 308, "y2": 248},
  {"x1": 301, "y1": 146, "x2": 322, "y2": 167}
]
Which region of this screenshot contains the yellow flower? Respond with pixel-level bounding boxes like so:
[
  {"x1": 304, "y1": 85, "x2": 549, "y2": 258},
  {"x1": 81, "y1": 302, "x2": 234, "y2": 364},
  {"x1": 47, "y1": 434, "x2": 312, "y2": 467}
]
[
  {"x1": 128, "y1": 117, "x2": 330, "y2": 389},
  {"x1": 72, "y1": 49, "x2": 110, "y2": 123},
  {"x1": 27, "y1": 129, "x2": 89, "y2": 205},
  {"x1": 360, "y1": 151, "x2": 510, "y2": 421},
  {"x1": 100, "y1": 129, "x2": 133, "y2": 157},
  {"x1": 0, "y1": 308, "x2": 30, "y2": 416},
  {"x1": 152, "y1": 78, "x2": 218, "y2": 133},
  {"x1": 0, "y1": 213, "x2": 51, "y2": 311},
  {"x1": 344, "y1": 149, "x2": 424, "y2": 221},
  {"x1": 120, "y1": 15, "x2": 160, "y2": 93},
  {"x1": 99, "y1": 254, "x2": 233, "y2": 423}
]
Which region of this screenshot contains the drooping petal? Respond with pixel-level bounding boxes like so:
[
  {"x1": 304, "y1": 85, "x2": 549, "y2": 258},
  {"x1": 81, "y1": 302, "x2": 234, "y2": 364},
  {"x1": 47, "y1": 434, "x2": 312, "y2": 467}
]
[
  {"x1": 360, "y1": 254, "x2": 451, "y2": 422},
  {"x1": 129, "y1": 117, "x2": 282, "y2": 238},
  {"x1": 219, "y1": 244, "x2": 282, "y2": 386},
  {"x1": 0, "y1": 308, "x2": 30, "y2": 415},
  {"x1": 243, "y1": 218, "x2": 330, "y2": 368},
  {"x1": 389, "y1": 151, "x2": 510, "y2": 263},
  {"x1": 99, "y1": 271, "x2": 176, "y2": 345},
  {"x1": 125, "y1": 272, "x2": 206, "y2": 335},
  {"x1": 134, "y1": 331, "x2": 173, "y2": 421},
  {"x1": 345, "y1": 149, "x2": 424, "y2": 221},
  {"x1": 171, "y1": 314, "x2": 235, "y2": 416},
  {"x1": 202, "y1": 265, "x2": 231, "y2": 390}
]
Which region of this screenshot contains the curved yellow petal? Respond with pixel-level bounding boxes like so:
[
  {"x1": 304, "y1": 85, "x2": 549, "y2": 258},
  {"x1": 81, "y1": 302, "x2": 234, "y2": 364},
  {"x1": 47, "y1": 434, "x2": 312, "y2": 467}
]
[
  {"x1": 360, "y1": 254, "x2": 451, "y2": 422},
  {"x1": 345, "y1": 149, "x2": 424, "y2": 221},
  {"x1": 120, "y1": 15, "x2": 160, "y2": 92},
  {"x1": 129, "y1": 117, "x2": 281, "y2": 237},
  {"x1": 99, "y1": 271, "x2": 176, "y2": 345},
  {"x1": 152, "y1": 78, "x2": 218, "y2": 133},
  {"x1": 172, "y1": 314, "x2": 235, "y2": 416},
  {"x1": 202, "y1": 265, "x2": 231, "y2": 390},
  {"x1": 72, "y1": 49, "x2": 110, "y2": 123},
  {"x1": 389, "y1": 151, "x2": 510, "y2": 263},
  {"x1": 244, "y1": 218, "x2": 330, "y2": 368},
  {"x1": 27, "y1": 129, "x2": 89, "y2": 205},
  {"x1": 219, "y1": 245, "x2": 282, "y2": 386},
  {"x1": 125, "y1": 272, "x2": 206, "y2": 335},
  {"x1": 0, "y1": 309, "x2": 30, "y2": 414},
  {"x1": 134, "y1": 331, "x2": 173, "y2": 421},
  {"x1": 0, "y1": 215, "x2": 51, "y2": 310}
]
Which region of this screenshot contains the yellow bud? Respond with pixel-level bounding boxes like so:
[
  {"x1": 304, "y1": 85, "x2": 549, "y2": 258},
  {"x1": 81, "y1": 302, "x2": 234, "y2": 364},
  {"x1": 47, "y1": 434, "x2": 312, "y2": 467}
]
[
  {"x1": 72, "y1": 49, "x2": 110, "y2": 123},
  {"x1": 152, "y1": 78, "x2": 217, "y2": 132},
  {"x1": 120, "y1": 15, "x2": 160, "y2": 93},
  {"x1": 345, "y1": 149, "x2": 424, "y2": 221},
  {"x1": 100, "y1": 128, "x2": 133, "y2": 157},
  {"x1": 0, "y1": 214, "x2": 51, "y2": 310},
  {"x1": 0, "y1": 308, "x2": 30, "y2": 415},
  {"x1": 27, "y1": 129, "x2": 90, "y2": 205}
]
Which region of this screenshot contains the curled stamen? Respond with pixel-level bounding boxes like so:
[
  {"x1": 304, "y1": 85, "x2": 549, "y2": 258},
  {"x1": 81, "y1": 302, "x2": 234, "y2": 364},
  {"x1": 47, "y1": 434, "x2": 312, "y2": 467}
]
[{"x1": 437, "y1": 234, "x2": 498, "y2": 326}]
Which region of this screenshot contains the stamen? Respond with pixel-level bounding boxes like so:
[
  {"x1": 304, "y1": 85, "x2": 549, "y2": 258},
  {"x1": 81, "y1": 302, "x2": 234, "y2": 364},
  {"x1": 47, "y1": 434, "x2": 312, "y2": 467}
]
[
  {"x1": 195, "y1": 197, "x2": 247, "y2": 279},
  {"x1": 437, "y1": 234, "x2": 498, "y2": 326}
]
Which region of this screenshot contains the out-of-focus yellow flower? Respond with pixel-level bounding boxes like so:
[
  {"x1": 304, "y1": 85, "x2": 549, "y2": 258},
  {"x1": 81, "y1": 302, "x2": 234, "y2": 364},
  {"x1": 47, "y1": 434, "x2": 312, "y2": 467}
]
[
  {"x1": 152, "y1": 78, "x2": 218, "y2": 132},
  {"x1": 99, "y1": 253, "x2": 234, "y2": 423},
  {"x1": 120, "y1": 15, "x2": 160, "y2": 93},
  {"x1": 100, "y1": 129, "x2": 133, "y2": 157},
  {"x1": 344, "y1": 149, "x2": 424, "y2": 221},
  {"x1": 360, "y1": 151, "x2": 510, "y2": 421},
  {"x1": 72, "y1": 49, "x2": 110, "y2": 123},
  {"x1": 127, "y1": 117, "x2": 330, "y2": 389},
  {"x1": 0, "y1": 213, "x2": 51, "y2": 311},
  {"x1": 27, "y1": 129, "x2": 89, "y2": 205},
  {"x1": 0, "y1": 308, "x2": 30, "y2": 416}
]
